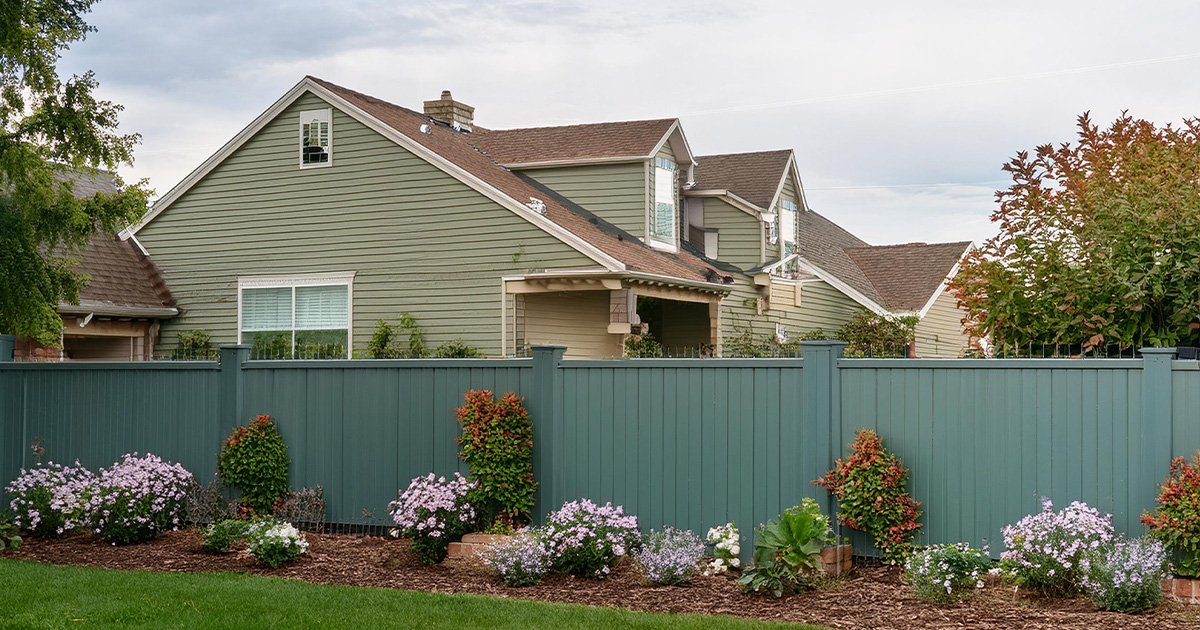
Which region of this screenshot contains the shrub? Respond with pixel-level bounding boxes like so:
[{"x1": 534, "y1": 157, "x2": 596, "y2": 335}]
[
  {"x1": 623, "y1": 333, "x2": 663, "y2": 358},
  {"x1": 218, "y1": 415, "x2": 290, "y2": 514},
  {"x1": 201, "y1": 519, "x2": 251, "y2": 553},
  {"x1": 814, "y1": 429, "x2": 922, "y2": 562},
  {"x1": 635, "y1": 527, "x2": 706, "y2": 585},
  {"x1": 388, "y1": 472, "x2": 476, "y2": 564},
  {"x1": 0, "y1": 512, "x2": 21, "y2": 551},
  {"x1": 905, "y1": 543, "x2": 992, "y2": 603},
  {"x1": 543, "y1": 499, "x2": 640, "y2": 578},
  {"x1": 455, "y1": 390, "x2": 537, "y2": 529},
  {"x1": 1083, "y1": 537, "x2": 1169, "y2": 613},
  {"x1": 838, "y1": 311, "x2": 917, "y2": 357},
  {"x1": 739, "y1": 498, "x2": 835, "y2": 597},
  {"x1": 434, "y1": 339, "x2": 483, "y2": 358},
  {"x1": 481, "y1": 531, "x2": 552, "y2": 587},
  {"x1": 703, "y1": 522, "x2": 742, "y2": 575},
  {"x1": 247, "y1": 520, "x2": 309, "y2": 567},
  {"x1": 4, "y1": 461, "x2": 94, "y2": 536},
  {"x1": 171, "y1": 330, "x2": 216, "y2": 360},
  {"x1": 272, "y1": 486, "x2": 326, "y2": 531},
  {"x1": 999, "y1": 498, "x2": 1114, "y2": 597},
  {"x1": 86, "y1": 453, "x2": 193, "y2": 545},
  {"x1": 184, "y1": 476, "x2": 233, "y2": 527},
  {"x1": 1142, "y1": 451, "x2": 1200, "y2": 577},
  {"x1": 367, "y1": 315, "x2": 425, "y2": 358}
]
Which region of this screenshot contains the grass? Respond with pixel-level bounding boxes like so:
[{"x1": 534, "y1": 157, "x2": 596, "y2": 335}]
[{"x1": 0, "y1": 559, "x2": 833, "y2": 630}]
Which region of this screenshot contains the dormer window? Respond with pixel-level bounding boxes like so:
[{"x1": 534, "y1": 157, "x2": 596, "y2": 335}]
[
  {"x1": 650, "y1": 157, "x2": 677, "y2": 250},
  {"x1": 780, "y1": 199, "x2": 798, "y2": 256},
  {"x1": 300, "y1": 109, "x2": 331, "y2": 167}
]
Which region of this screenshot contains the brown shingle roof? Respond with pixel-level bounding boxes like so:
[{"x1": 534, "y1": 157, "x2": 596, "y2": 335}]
[
  {"x1": 692, "y1": 150, "x2": 793, "y2": 209},
  {"x1": 469, "y1": 118, "x2": 676, "y2": 165},
  {"x1": 845, "y1": 241, "x2": 971, "y2": 312},
  {"x1": 793, "y1": 209, "x2": 885, "y2": 306},
  {"x1": 309, "y1": 77, "x2": 728, "y2": 286}
]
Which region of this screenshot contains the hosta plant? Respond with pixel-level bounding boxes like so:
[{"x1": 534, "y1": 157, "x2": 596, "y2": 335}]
[
  {"x1": 999, "y1": 498, "x2": 1114, "y2": 597},
  {"x1": 481, "y1": 531, "x2": 552, "y2": 587},
  {"x1": 1142, "y1": 451, "x2": 1200, "y2": 577},
  {"x1": 388, "y1": 472, "x2": 476, "y2": 564},
  {"x1": 739, "y1": 498, "x2": 835, "y2": 597},
  {"x1": 201, "y1": 519, "x2": 252, "y2": 553},
  {"x1": 4, "y1": 461, "x2": 94, "y2": 536},
  {"x1": 1083, "y1": 537, "x2": 1169, "y2": 613},
  {"x1": 86, "y1": 453, "x2": 193, "y2": 545},
  {"x1": 247, "y1": 520, "x2": 309, "y2": 567},
  {"x1": 904, "y1": 543, "x2": 992, "y2": 603},
  {"x1": 635, "y1": 527, "x2": 706, "y2": 585},
  {"x1": 704, "y1": 522, "x2": 742, "y2": 575},
  {"x1": 543, "y1": 499, "x2": 640, "y2": 578}
]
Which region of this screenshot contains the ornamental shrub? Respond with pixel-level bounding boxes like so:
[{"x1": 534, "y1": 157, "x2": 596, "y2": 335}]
[
  {"x1": 5, "y1": 461, "x2": 95, "y2": 536},
  {"x1": 703, "y1": 522, "x2": 742, "y2": 575},
  {"x1": 0, "y1": 512, "x2": 22, "y2": 551},
  {"x1": 814, "y1": 429, "x2": 922, "y2": 562},
  {"x1": 247, "y1": 519, "x2": 309, "y2": 567},
  {"x1": 1142, "y1": 451, "x2": 1200, "y2": 577},
  {"x1": 999, "y1": 498, "x2": 1114, "y2": 597},
  {"x1": 635, "y1": 527, "x2": 706, "y2": 585},
  {"x1": 86, "y1": 453, "x2": 193, "y2": 545},
  {"x1": 481, "y1": 531, "x2": 552, "y2": 587},
  {"x1": 434, "y1": 339, "x2": 483, "y2": 358},
  {"x1": 739, "y1": 498, "x2": 835, "y2": 597},
  {"x1": 218, "y1": 415, "x2": 290, "y2": 514},
  {"x1": 543, "y1": 499, "x2": 640, "y2": 578},
  {"x1": 1083, "y1": 537, "x2": 1169, "y2": 613},
  {"x1": 904, "y1": 543, "x2": 992, "y2": 603},
  {"x1": 201, "y1": 519, "x2": 251, "y2": 553},
  {"x1": 455, "y1": 390, "x2": 537, "y2": 529},
  {"x1": 388, "y1": 472, "x2": 476, "y2": 564}
]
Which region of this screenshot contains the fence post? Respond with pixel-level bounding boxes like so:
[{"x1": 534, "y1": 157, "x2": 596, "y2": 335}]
[
  {"x1": 0, "y1": 334, "x2": 13, "y2": 362},
  {"x1": 1137, "y1": 347, "x2": 1176, "y2": 524},
  {"x1": 219, "y1": 344, "x2": 251, "y2": 429},
  {"x1": 800, "y1": 340, "x2": 848, "y2": 518},
  {"x1": 529, "y1": 345, "x2": 566, "y2": 519}
]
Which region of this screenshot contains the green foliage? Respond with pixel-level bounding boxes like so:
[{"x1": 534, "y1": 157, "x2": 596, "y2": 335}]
[
  {"x1": 904, "y1": 543, "x2": 991, "y2": 603},
  {"x1": 171, "y1": 330, "x2": 216, "y2": 360},
  {"x1": 837, "y1": 311, "x2": 917, "y2": 357},
  {"x1": 815, "y1": 429, "x2": 922, "y2": 563},
  {"x1": 201, "y1": 519, "x2": 252, "y2": 553},
  {"x1": 623, "y1": 332, "x2": 663, "y2": 358},
  {"x1": 367, "y1": 315, "x2": 426, "y2": 358},
  {"x1": 0, "y1": 513, "x2": 21, "y2": 552},
  {"x1": 433, "y1": 339, "x2": 483, "y2": 358},
  {"x1": 739, "y1": 499, "x2": 835, "y2": 597},
  {"x1": 0, "y1": 0, "x2": 152, "y2": 346},
  {"x1": 951, "y1": 112, "x2": 1200, "y2": 349},
  {"x1": 1142, "y1": 451, "x2": 1200, "y2": 577},
  {"x1": 455, "y1": 390, "x2": 537, "y2": 528},
  {"x1": 723, "y1": 322, "x2": 830, "y2": 358},
  {"x1": 250, "y1": 332, "x2": 291, "y2": 359},
  {"x1": 217, "y1": 415, "x2": 290, "y2": 514}
]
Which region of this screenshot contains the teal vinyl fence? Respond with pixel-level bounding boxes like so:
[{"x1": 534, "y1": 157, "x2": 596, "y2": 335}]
[{"x1": 1, "y1": 342, "x2": 1197, "y2": 558}]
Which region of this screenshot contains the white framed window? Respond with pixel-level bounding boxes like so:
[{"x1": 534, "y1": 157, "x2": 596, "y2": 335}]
[
  {"x1": 650, "y1": 157, "x2": 677, "y2": 250},
  {"x1": 300, "y1": 109, "x2": 332, "y2": 167},
  {"x1": 238, "y1": 272, "x2": 353, "y2": 358},
  {"x1": 780, "y1": 199, "x2": 798, "y2": 257}
]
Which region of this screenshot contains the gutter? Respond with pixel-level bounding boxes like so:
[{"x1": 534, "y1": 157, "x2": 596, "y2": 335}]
[{"x1": 58, "y1": 303, "x2": 180, "y2": 319}]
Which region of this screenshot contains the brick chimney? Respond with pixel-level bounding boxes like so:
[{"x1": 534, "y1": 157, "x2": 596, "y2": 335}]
[{"x1": 423, "y1": 90, "x2": 474, "y2": 132}]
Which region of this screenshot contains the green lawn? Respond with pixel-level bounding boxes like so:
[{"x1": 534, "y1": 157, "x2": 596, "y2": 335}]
[{"x1": 0, "y1": 560, "x2": 832, "y2": 630}]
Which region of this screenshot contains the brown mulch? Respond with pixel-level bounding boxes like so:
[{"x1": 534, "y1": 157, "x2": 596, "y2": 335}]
[{"x1": 10, "y1": 531, "x2": 1198, "y2": 630}]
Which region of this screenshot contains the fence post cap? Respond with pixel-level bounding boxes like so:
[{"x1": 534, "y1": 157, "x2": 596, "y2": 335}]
[
  {"x1": 1138, "y1": 347, "x2": 1178, "y2": 356},
  {"x1": 798, "y1": 340, "x2": 849, "y2": 348},
  {"x1": 530, "y1": 345, "x2": 568, "y2": 350},
  {"x1": 218, "y1": 344, "x2": 253, "y2": 351}
]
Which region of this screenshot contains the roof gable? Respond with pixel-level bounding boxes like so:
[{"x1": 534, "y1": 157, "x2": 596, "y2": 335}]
[
  {"x1": 845, "y1": 241, "x2": 971, "y2": 312},
  {"x1": 692, "y1": 150, "x2": 793, "y2": 210},
  {"x1": 470, "y1": 119, "x2": 683, "y2": 167}
]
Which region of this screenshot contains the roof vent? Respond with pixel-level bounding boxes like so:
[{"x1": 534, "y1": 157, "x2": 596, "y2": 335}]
[
  {"x1": 423, "y1": 90, "x2": 474, "y2": 132},
  {"x1": 526, "y1": 197, "x2": 547, "y2": 215},
  {"x1": 420, "y1": 124, "x2": 432, "y2": 135}
]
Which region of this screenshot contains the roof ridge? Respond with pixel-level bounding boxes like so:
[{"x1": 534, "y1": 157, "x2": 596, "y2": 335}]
[
  {"x1": 846, "y1": 240, "x2": 971, "y2": 251},
  {"x1": 474, "y1": 118, "x2": 677, "y2": 134},
  {"x1": 695, "y1": 149, "x2": 793, "y2": 159}
]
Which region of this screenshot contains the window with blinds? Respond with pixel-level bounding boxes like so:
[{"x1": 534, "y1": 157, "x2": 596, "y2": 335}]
[
  {"x1": 240, "y1": 281, "x2": 349, "y2": 358},
  {"x1": 300, "y1": 109, "x2": 331, "y2": 166},
  {"x1": 651, "y1": 157, "x2": 676, "y2": 248}
]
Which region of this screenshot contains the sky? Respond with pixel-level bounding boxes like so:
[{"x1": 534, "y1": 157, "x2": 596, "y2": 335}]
[{"x1": 58, "y1": 0, "x2": 1200, "y2": 247}]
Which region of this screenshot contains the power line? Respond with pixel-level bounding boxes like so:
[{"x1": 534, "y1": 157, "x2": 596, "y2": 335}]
[{"x1": 807, "y1": 180, "x2": 1010, "y2": 191}]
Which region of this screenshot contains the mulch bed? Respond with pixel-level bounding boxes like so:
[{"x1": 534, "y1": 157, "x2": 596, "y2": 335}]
[{"x1": 10, "y1": 531, "x2": 1198, "y2": 630}]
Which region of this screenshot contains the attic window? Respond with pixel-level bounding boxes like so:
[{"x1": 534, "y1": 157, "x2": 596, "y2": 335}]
[
  {"x1": 780, "y1": 199, "x2": 798, "y2": 256},
  {"x1": 300, "y1": 109, "x2": 331, "y2": 167},
  {"x1": 650, "y1": 157, "x2": 677, "y2": 250}
]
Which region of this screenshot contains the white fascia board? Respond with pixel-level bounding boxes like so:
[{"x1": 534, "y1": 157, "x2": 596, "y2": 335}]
[
  {"x1": 788, "y1": 154, "x2": 813, "y2": 212},
  {"x1": 650, "y1": 120, "x2": 697, "y2": 168},
  {"x1": 682, "y1": 189, "x2": 765, "y2": 217},
  {"x1": 791, "y1": 256, "x2": 892, "y2": 316},
  {"x1": 501, "y1": 155, "x2": 647, "y2": 169},
  {"x1": 916, "y1": 242, "x2": 974, "y2": 319},
  {"x1": 502, "y1": 269, "x2": 731, "y2": 295}
]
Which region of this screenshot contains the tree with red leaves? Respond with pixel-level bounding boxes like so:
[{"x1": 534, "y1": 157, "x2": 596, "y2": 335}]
[{"x1": 1142, "y1": 450, "x2": 1200, "y2": 577}]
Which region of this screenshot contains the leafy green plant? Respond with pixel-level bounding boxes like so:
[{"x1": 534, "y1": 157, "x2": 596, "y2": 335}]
[
  {"x1": 247, "y1": 520, "x2": 308, "y2": 567},
  {"x1": 367, "y1": 315, "x2": 426, "y2": 358},
  {"x1": 837, "y1": 311, "x2": 917, "y2": 357},
  {"x1": 623, "y1": 332, "x2": 663, "y2": 358},
  {"x1": 455, "y1": 390, "x2": 537, "y2": 528},
  {"x1": 0, "y1": 512, "x2": 21, "y2": 552},
  {"x1": 738, "y1": 498, "x2": 835, "y2": 597},
  {"x1": 905, "y1": 543, "x2": 992, "y2": 603},
  {"x1": 434, "y1": 339, "x2": 483, "y2": 358},
  {"x1": 1142, "y1": 450, "x2": 1200, "y2": 577},
  {"x1": 218, "y1": 415, "x2": 290, "y2": 514},
  {"x1": 172, "y1": 330, "x2": 216, "y2": 360},
  {"x1": 201, "y1": 519, "x2": 252, "y2": 553},
  {"x1": 814, "y1": 429, "x2": 922, "y2": 563},
  {"x1": 250, "y1": 332, "x2": 291, "y2": 359}
]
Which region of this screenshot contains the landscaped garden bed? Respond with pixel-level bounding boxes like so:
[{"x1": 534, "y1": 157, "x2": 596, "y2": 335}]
[{"x1": 9, "y1": 530, "x2": 1195, "y2": 630}]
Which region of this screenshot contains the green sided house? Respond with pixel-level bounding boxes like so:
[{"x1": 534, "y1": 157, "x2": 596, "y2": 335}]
[{"x1": 131, "y1": 77, "x2": 973, "y2": 359}]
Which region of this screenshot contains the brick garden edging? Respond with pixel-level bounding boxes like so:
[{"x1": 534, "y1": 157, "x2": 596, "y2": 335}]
[
  {"x1": 1163, "y1": 577, "x2": 1200, "y2": 604},
  {"x1": 447, "y1": 533, "x2": 510, "y2": 560},
  {"x1": 820, "y1": 544, "x2": 853, "y2": 577}
]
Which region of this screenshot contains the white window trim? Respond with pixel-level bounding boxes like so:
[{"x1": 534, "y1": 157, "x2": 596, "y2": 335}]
[
  {"x1": 299, "y1": 108, "x2": 333, "y2": 169},
  {"x1": 237, "y1": 272, "x2": 355, "y2": 353},
  {"x1": 650, "y1": 158, "x2": 678, "y2": 252}
]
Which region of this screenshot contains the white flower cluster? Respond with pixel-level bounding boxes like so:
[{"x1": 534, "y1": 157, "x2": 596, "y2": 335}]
[
  {"x1": 703, "y1": 522, "x2": 741, "y2": 575},
  {"x1": 247, "y1": 520, "x2": 309, "y2": 567}
]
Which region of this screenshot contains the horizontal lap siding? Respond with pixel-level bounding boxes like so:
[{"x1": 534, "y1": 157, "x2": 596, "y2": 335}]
[
  {"x1": 138, "y1": 92, "x2": 596, "y2": 356},
  {"x1": 703, "y1": 198, "x2": 760, "y2": 269},
  {"x1": 522, "y1": 292, "x2": 623, "y2": 359},
  {"x1": 721, "y1": 280, "x2": 860, "y2": 349},
  {"x1": 914, "y1": 289, "x2": 970, "y2": 358},
  {"x1": 522, "y1": 163, "x2": 647, "y2": 240}
]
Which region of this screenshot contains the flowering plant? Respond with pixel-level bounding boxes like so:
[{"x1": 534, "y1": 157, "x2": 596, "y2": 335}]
[
  {"x1": 814, "y1": 429, "x2": 921, "y2": 562},
  {"x1": 635, "y1": 527, "x2": 705, "y2": 585},
  {"x1": 999, "y1": 498, "x2": 1114, "y2": 597},
  {"x1": 247, "y1": 519, "x2": 309, "y2": 567},
  {"x1": 543, "y1": 499, "x2": 640, "y2": 578},
  {"x1": 5, "y1": 461, "x2": 95, "y2": 536},
  {"x1": 1141, "y1": 451, "x2": 1200, "y2": 577},
  {"x1": 904, "y1": 543, "x2": 992, "y2": 603},
  {"x1": 85, "y1": 453, "x2": 193, "y2": 545},
  {"x1": 388, "y1": 472, "x2": 476, "y2": 564},
  {"x1": 1083, "y1": 537, "x2": 1169, "y2": 613},
  {"x1": 704, "y1": 522, "x2": 741, "y2": 575},
  {"x1": 481, "y1": 531, "x2": 552, "y2": 586}
]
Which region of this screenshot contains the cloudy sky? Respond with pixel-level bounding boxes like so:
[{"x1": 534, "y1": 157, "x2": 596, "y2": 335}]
[{"x1": 59, "y1": 0, "x2": 1200, "y2": 247}]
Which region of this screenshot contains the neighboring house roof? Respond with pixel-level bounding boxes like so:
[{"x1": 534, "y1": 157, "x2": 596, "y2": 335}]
[
  {"x1": 794, "y1": 209, "x2": 884, "y2": 307},
  {"x1": 59, "y1": 171, "x2": 177, "y2": 318},
  {"x1": 470, "y1": 119, "x2": 677, "y2": 166},
  {"x1": 691, "y1": 150, "x2": 794, "y2": 210},
  {"x1": 845, "y1": 241, "x2": 972, "y2": 312}
]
